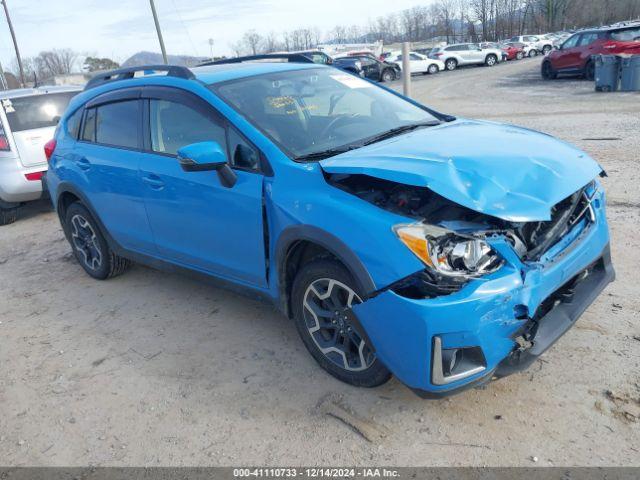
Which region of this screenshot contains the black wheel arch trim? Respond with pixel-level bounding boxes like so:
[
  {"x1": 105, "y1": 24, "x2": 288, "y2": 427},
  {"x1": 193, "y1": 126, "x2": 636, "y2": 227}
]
[{"x1": 275, "y1": 225, "x2": 376, "y2": 314}]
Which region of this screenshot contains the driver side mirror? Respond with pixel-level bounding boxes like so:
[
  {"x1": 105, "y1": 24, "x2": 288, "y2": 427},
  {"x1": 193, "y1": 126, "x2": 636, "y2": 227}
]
[{"x1": 177, "y1": 141, "x2": 237, "y2": 188}]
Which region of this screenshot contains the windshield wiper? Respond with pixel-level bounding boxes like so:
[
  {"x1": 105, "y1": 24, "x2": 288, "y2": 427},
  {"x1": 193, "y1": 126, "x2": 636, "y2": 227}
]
[
  {"x1": 362, "y1": 121, "x2": 441, "y2": 146},
  {"x1": 294, "y1": 120, "x2": 442, "y2": 162},
  {"x1": 294, "y1": 145, "x2": 361, "y2": 162}
]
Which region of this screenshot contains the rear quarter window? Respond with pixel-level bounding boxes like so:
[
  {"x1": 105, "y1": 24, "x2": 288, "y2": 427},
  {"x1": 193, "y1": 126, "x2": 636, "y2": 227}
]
[
  {"x1": 611, "y1": 27, "x2": 640, "y2": 41},
  {"x1": 65, "y1": 108, "x2": 83, "y2": 139},
  {"x1": 2, "y1": 91, "x2": 77, "y2": 133}
]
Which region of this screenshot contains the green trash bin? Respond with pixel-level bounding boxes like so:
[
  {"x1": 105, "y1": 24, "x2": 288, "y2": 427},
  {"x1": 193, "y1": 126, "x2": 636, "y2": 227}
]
[
  {"x1": 594, "y1": 55, "x2": 620, "y2": 92},
  {"x1": 620, "y1": 55, "x2": 640, "y2": 92}
]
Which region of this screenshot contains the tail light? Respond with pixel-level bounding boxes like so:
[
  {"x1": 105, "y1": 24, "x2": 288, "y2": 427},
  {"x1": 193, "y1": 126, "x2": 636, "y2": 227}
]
[
  {"x1": 0, "y1": 124, "x2": 10, "y2": 151},
  {"x1": 44, "y1": 139, "x2": 56, "y2": 162},
  {"x1": 0, "y1": 134, "x2": 9, "y2": 151},
  {"x1": 25, "y1": 171, "x2": 45, "y2": 181},
  {"x1": 434, "y1": 52, "x2": 443, "y2": 57}
]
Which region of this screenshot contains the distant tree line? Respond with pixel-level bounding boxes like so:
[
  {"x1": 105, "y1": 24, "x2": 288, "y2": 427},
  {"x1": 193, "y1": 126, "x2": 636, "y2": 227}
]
[
  {"x1": 8, "y1": 50, "x2": 120, "y2": 82},
  {"x1": 230, "y1": 0, "x2": 640, "y2": 54}
]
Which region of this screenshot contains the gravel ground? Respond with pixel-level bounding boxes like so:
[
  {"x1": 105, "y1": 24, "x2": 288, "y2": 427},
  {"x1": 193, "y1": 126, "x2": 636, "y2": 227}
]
[{"x1": 0, "y1": 58, "x2": 638, "y2": 467}]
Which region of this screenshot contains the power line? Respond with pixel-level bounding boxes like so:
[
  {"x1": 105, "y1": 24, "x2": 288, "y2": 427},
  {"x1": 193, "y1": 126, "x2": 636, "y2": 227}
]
[{"x1": 170, "y1": 0, "x2": 200, "y2": 58}]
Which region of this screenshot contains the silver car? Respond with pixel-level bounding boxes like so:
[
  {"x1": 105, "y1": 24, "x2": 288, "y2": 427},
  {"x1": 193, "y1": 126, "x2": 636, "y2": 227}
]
[
  {"x1": 429, "y1": 43, "x2": 503, "y2": 71},
  {"x1": 0, "y1": 86, "x2": 80, "y2": 225}
]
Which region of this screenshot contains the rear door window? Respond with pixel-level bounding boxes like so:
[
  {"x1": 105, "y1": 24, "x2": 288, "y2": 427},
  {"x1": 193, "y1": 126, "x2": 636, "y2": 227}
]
[
  {"x1": 95, "y1": 100, "x2": 139, "y2": 149},
  {"x1": 2, "y1": 91, "x2": 77, "y2": 132}
]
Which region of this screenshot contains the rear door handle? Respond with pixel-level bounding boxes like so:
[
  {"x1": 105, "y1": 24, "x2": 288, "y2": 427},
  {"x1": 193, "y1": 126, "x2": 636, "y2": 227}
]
[
  {"x1": 76, "y1": 157, "x2": 91, "y2": 171},
  {"x1": 142, "y1": 174, "x2": 165, "y2": 190}
]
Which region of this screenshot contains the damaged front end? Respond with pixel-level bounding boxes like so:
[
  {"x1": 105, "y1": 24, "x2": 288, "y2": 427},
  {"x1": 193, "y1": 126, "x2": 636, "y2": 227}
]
[
  {"x1": 324, "y1": 172, "x2": 613, "y2": 396},
  {"x1": 327, "y1": 173, "x2": 601, "y2": 298}
]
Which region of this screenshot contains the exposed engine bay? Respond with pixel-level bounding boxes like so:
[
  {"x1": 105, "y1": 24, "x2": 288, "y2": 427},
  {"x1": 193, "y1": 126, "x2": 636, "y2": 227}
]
[{"x1": 326, "y1": 173, "x2": 597, "y2": 298}]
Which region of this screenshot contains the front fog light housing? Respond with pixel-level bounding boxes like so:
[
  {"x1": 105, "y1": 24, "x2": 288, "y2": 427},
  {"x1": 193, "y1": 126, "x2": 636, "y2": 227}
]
[
  {"x1": 394, "y1": 223, "x2": 503, "y2": 278},
  {"x1": 432, "y1": 337, "x2": 487, "y2": 385}
]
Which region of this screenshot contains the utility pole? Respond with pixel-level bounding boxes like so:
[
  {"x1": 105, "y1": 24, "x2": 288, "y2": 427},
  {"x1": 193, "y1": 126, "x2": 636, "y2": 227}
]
[
  {"x1": 401, "y1": 42, "x2": 412, "y2": 98},
  {"x1": 208, "y1": 38, "x2": 214, "y2": 60},
  {"x1": 1, "y1": 0, "x2": 25, "y2": 87},
  {"x1": 149, "y1": 0, "x2": 168, "y2": 64}
]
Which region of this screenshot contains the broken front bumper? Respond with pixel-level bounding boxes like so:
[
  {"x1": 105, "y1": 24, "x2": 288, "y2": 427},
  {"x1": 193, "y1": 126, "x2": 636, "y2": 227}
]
[{"x1": 352, "y1": 191, "x2": 614, "y2": 397}]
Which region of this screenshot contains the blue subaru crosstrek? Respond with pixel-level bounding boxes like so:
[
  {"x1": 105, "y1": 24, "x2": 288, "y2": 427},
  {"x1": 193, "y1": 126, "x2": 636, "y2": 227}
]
[{"x1": 45, "y1": 63, "x2": 614, "y2": 397}]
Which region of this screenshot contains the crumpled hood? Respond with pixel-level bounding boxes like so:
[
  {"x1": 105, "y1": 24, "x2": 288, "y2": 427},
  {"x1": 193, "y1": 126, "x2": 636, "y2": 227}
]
[{"x1": 320, "y1": 119, "x2": 602, "y2": 221}]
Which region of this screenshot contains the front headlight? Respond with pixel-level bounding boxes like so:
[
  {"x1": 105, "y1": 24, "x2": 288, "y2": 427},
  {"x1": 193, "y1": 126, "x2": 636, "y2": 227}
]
[{"x1": 394, "y1": 223, "x2": 503, "y2": 278}]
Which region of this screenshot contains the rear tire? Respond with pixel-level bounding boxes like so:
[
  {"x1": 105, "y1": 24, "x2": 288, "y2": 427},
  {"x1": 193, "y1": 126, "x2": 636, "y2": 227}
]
[
  {"x1": 445, "y1": 58, "x2": 457, "y2": 71},
  {"x1": 516, "y1": 51, "x2": 524, "y2": 60},
  {"x1": 64, "y1": 202, "x2": 131, "y2": 280},
  {"x1": 427, "y1": 63, "x2": 439, "y2": 74},
  {"x1": 583, "y1": 60, "x2": 595, "y2": 81},
  {"x1": 485, "y1": 54, "x2": 497, "y2": 67},
  {"x1": 542, "y1": 45, "x2": 552, "y2": 55},
  {"x1": 529, "y1": 49, "x2": 538, "y2": 57},
  {"x1": 291, "y1": 259, "x2": 391, "y2": 388},
  {"x1": 0, "y1": 207, "x2": 18, "y2": 226}
]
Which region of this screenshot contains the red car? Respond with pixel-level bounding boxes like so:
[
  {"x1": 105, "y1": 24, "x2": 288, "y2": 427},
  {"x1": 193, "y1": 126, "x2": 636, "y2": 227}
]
[
  {"x1": 501, "y1": 42, "x2": 525, "y2": 60},
  {"x1": 542, "y1": 23, "x2": 640, "y2": 80}
]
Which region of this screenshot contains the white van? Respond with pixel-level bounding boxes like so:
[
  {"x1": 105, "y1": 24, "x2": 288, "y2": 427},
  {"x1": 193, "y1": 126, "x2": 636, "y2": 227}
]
[{"x1": 0, "y1": 86, "x2": 80, "y2": 225}]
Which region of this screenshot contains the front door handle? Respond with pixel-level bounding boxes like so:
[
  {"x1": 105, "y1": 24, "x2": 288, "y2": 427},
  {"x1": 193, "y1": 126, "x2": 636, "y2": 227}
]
[{"x1": 142, "y1": 174, "x2": 165, "y2": 190}]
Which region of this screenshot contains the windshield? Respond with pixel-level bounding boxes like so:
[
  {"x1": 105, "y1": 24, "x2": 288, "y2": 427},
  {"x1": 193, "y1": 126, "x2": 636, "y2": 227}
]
[
  {"x1": 212, "y1": 68, "x2": 441, "y2": 160},
  {"x1": 3, "y1": 92, "x2": 77, "y2": 133}
]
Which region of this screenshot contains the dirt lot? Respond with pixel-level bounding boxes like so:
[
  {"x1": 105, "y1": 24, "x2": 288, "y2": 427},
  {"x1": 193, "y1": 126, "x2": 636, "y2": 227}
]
[{"x1": 1, "y1": 58, "x2": 639, "y2": 467}]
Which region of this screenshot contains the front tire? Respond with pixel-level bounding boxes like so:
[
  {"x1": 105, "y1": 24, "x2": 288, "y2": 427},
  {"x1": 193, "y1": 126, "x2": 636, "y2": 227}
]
[
  {"x1": 485, "y1": 54, "x2": 497, "y2": 66},
  {"x1": 516, "y1": 51, "x2": 524, "y2": 60},
  {"x1": 0, "y1": 207, "x2": 18, "y2": 226},
  {"x1": 541, "y1": 60, "x2": 558, "y2": 79},
  {"x1": 64, "y1": 202, "x2": 131, "y2": 280},
  {"x1": 291, "y1": 259, "x2": 391, "y2": 388},
  {"x1": 542, "y1": 45, "x2": 552, "y2": 55},
  {"x1": 427, "y1": 63, "x2": 439, "y2": 74},
  {"x1": 381, "y1": 69, "x2": 395, "y2": 82},
  {"x1": 529, "y1": 49, "x2": 538, "y2": 57}
]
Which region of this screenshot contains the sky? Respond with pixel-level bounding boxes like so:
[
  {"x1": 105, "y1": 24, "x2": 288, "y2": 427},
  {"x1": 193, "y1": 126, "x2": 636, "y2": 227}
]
[{"x1": 0, "y1": 0, "x2": 424, "y2": 70}]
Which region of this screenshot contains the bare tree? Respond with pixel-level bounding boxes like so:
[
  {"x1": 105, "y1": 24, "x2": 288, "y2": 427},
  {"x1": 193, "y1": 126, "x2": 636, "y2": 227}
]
[
  {"x1": 437, "y1": 0, "x2": 457, "y2": 43},
  {"x1": 34, "y1": 49, "x2": 78, "y2": 78},
  {"x1": 263, "y1": 32, "x2": 282, "y2": 53},
  {"x1": 242, "y1": 30, "x2": 263, "y2": 55}
]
